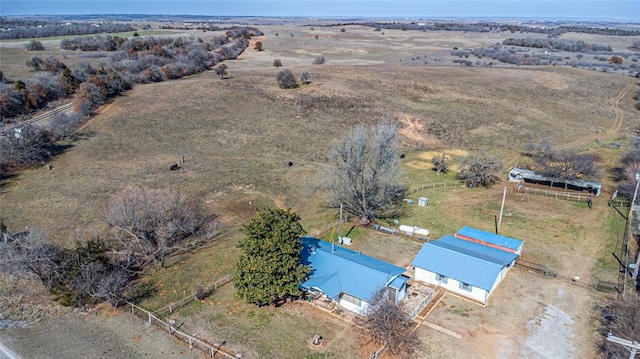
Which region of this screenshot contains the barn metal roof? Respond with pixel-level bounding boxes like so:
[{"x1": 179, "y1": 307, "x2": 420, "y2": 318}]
[
  {"x1": 411, "y1": 235, "x2": 517, "y2": 291},
  {"x1": 456, "y1": 226, "x2": 523, "y2": 252},
  {"x1": 300, "y1": 237, "x2": 407, "y2": 302}
]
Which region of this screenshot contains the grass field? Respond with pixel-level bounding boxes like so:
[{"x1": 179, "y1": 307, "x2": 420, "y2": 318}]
[{"x1": 1, "y1": 24, "x2": 639, "y2": 358}]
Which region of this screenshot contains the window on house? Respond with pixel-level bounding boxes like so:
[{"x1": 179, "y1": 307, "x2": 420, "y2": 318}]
[
  {"x1": 342, "y1": 293, "x2": 362, "y2": 306},
  {"x1": 435, "y1": 273, "x2": 448, "y2": 284},
  {"x1": 459, "y1": 282, "x2": 472, "y2": 292}
]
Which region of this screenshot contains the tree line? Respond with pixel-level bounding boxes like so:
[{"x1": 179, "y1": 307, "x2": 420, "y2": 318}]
[
  {"x1": 310, "y1": 21, "x2": 640, "y2": 37},
  {"x1": 0, "y1": 26, "x2": 260, "y2": 179},
  {"x1": 0, "y1": 19, "x2": 136, "y2": 40},
  {"x1": 503, "y1": 38, "x2": 612, "y2": 52},
  {"x1": 0, "y1": 187, "x2": 220, "y2": 307}
]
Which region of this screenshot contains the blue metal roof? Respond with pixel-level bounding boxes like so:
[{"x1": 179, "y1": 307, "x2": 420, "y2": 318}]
[
  {"x1": 456, "y1": 226, "x2": 523, "y2": 251},
  {"x1": 411, "y1": 236, "x2": 516, "y2": 291},
  {"x1": 389, "y1": 275, "x2": 409, "y2": 290},
  {"x1": 300, "y1": 237, "x2": 407, "y2": 302},
  {"x1": 433, "y1": 235, "x2": 517, "y2": 266}
]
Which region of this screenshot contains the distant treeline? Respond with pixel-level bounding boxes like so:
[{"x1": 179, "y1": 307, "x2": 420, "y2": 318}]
[
  {"x1": 503, "y1": 38, "x2": 612, "y2": 52},
  {"x1": 0, "y1": 26, "x2": 261, "y2": 119},
  {"x1": 1, "y1": 26, "x2": 261, "y2": 178},
  {"x1": 0, "y1": 19, "x2": 136, "y2": 40},
  {"x1": 313, "y1": 21, "x2": 640, "y2": 37}
]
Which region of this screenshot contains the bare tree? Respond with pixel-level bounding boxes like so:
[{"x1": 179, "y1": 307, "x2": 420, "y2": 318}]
[
  {"x1": 457, "y1": 153, "x2": 502, "y2": 187},
  {"x1": 359, "y1": 288, "x2": 421, "y2": 357},
  {"x1": 325, "y1": 120, "x2": 406, "y2": 224},
  {"x1": 276, "y1": 69, "x2": 298, "y2": 89},
  {"x1": 102, "y1": 187, "x2": 220, "y2": 268},
  {"x1": 48, "y1": 111, "x2": 82, "y2": 140},
  {"x1": 0, "y1": 124, "x2": 54, "y2": 168},
  {"x1": 430, "y1": 152, "x2": 448, "y2": 175},
  {"x1": 0, "y1": 227, "x2": 63, "y2": 289},
  {"x1": 539, "y1": 149, "x2": 599, "y2": 180}
]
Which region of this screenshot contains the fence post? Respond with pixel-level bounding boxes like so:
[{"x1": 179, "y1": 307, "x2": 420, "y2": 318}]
[
  {"x1": 169, "y1": 304, "x2": 173, "y2": 313},
  {"x1": 131, "y1": 303, "x2": 134, "y2": 314},
  {"x1": 148, "y1": 312, "x2": 152, "y2": 324}
]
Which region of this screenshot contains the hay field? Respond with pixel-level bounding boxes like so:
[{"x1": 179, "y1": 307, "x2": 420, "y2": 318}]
[{"x1": 1, "y1": 24, "x2": 638, "y2": 358}]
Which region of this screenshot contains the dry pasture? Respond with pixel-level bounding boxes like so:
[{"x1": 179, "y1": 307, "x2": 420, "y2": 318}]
[{"x1": 1, "y1": 23, "x2": 639, "y2": 358}]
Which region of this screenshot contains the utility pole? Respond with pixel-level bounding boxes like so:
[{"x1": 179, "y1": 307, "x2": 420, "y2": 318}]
[
  {"x1": 497, "y1": 186, "x2": 507, "y2": 233},
  {"x1": 628, "y1": 173, "x2": 640, "y2": 280},
  {"x1": 607, "y1": 331, "x2": 640, "y2": 359}
]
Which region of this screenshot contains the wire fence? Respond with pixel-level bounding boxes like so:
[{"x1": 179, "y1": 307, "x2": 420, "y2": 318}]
[
  {"x1": 121, "y1": 274, "x2": 237, "y2": 358},
  {"x1": 1, "y1": 103, "x2": 74, "y2": 136},
  {"x1": 124, "y1": 299, "x2": 239, "y2": 359},
  {"x1": 405, "y1": 181, "x2": 465, "y2": 196},
  {"x1": 154, "y1": 274, "x2": 232, "y2": 316}
]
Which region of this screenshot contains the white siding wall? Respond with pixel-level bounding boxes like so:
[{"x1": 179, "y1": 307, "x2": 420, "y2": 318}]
[
  {"x1": 414, "y1": 267, "x2": 490, "y2": 304},
  {"x1": 338, "y1": 296, "x2": 371, "y2": 314},
  {"x1": 395, "y1": 284, "x2": 407, "y2": 303}
]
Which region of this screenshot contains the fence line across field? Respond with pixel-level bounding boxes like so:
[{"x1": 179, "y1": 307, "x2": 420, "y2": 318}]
[
  {"x1": 514, "y1": 186, "x2": 593, "y2": 202},
  {"x1": 405, "y1": 181, "x2": 465, "y2": 196},
  {"x1": 0, "y1": 103, "x2": 74, "y2": 136},
  {"x1": 125, "y1": 300, "x2": 239, "y2": 358},
  {"x1": 121, "y1": 274, "x2": 237, "y2": 358},
  {"x1": 155, "y1": 274, "x2": 232, "y2": 316}
]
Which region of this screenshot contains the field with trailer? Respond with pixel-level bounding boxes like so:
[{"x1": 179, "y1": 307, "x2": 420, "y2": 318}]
[{"x1": 1, "y1": 20, "x2": 639, "y2": 358}]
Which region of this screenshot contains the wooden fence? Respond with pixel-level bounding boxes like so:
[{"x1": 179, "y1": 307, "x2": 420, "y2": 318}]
[
  {"x1": 155, "y1": 275, "x2": 232, "y2": 316},
  {"x1": 122, "y1": 274, "x2": 237, "y2": 358},
  {"x1": 0, "y1": 103, "x2": 74, "y2": 136},
  {"x1": 515, "y1": 258, "x2": 557, "y2": 278},
  {"x1": 409, "y1": 284, "x2": 440, "y2": 320},
  {"x1": 125, "y1": 299, "x2": 239, "y2": 359},
  {"x1": 514, "y1": 186, "x2": 592, "y2": 203},
  {"x1": 405, "y1": 181, "x2": 464, "y2": 196}
]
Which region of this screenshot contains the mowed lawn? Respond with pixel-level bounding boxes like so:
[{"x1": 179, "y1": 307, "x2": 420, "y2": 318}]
[{"x1": 0, "y1": 35, "x2": 637, "y2": 357}]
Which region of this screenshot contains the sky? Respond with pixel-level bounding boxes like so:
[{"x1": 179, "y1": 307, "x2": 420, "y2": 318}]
[{"x1": 1, "y1": 1, "x2": 638, "y2": 21}]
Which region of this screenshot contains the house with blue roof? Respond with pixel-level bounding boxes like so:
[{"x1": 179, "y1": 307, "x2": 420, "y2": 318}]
[
  {"x1": 455, "y1": 226, "x2": 524, "y2": 256},
  {"x1": 411, "y1": 235, "x2": 519, "y2": 304},
  {"x1": 300, "y1": 236, "x2": 409, "y2": 314}
]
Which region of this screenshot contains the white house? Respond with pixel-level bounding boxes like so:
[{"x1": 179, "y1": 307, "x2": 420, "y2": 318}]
[
  {"x1": 411, "y1": 235, "x2": 518, "y2": 304},
  {"x1": 300, "y1": 237, "x2": 409, "y2": 314}
]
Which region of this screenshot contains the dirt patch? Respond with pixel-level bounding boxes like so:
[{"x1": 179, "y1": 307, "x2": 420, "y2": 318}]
[{"x1": 531, "y1": 72, "x2": 570, "y2": 91}]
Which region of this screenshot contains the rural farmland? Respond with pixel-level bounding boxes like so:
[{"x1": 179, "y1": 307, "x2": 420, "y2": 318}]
[{"x1": 1, "y1": 15, "x2": 640, "y2": 359}]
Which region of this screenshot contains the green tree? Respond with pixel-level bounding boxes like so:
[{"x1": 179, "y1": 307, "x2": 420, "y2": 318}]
[{"x1": 233, "y1": 208, "x2": 309, "y2": 306}]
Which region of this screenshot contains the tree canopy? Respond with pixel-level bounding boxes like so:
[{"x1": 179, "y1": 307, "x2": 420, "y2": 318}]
[
  {"x1": 233, "y1": 208, "x2": 309, "y2": 306},
  {"x1": 457, "y1": 153, "x2": 502, "y2": 187},
  {"x1": 325, "y1": 120, "x2": 406, "y2": 224}
]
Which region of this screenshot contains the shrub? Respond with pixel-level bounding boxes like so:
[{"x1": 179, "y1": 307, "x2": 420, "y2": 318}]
[
  {"x1": 276, "y1": 69, "x2": 298, "y2": 89},
  {"x1": 312, "y1": 55, "x2": 325, "y2": 65}
]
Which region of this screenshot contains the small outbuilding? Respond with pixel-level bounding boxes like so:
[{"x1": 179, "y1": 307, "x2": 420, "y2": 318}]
[
  {"x1": 300, "y1": 237, "x2": 409, "y2": 314},
  {"x1": 455, "y1": 226, "x2": 523, "y2": 256},
  {"x1": 411, "y1": 235, "x2": 518, "y2": 304}
]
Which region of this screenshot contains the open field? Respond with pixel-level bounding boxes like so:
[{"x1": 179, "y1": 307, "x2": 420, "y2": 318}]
[{"x1": 1, "y1": 21, "x2": 639, "y2": 358}]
